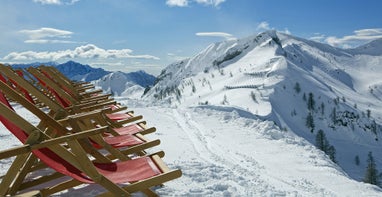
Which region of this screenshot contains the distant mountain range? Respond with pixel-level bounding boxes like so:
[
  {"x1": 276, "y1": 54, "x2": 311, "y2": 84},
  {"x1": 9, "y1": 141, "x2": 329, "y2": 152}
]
[
  {"x1": 143, "y1": 30, "x2": 382, "y2": 182},
  {"x1": 11, "y1": 60, "x2": 156, "y2": 97}
]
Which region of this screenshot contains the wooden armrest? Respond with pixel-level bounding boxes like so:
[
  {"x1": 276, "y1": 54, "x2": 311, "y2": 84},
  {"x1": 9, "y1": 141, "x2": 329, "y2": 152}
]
[{"x1": 0, "y1": 126, "x2": 108, "y2": 159}]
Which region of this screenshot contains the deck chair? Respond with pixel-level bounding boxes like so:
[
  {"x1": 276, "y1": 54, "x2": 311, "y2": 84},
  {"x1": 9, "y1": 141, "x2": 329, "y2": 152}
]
[
  {"x1": 0, "y1": 64, "x2": 153, "y2": 136},
  {"x1": 42, "y1": 65, "x2": 96, "y2": 91},
  {"x1": 27, "y1": 66, "x2": 116, "y2": 110},
  {"x1": 0, "y1": 98, "x2": 181, "y2": 196},
  {"x1": 5, "y1": 65, "x2": 141, "y2": 127},
  {"x1": 26, "y1": 66, "x2": 139, "y2": 125},
  {"x1": 34, "y1": 65, "x2": 121, "y2": 109},
  {"x1": 0, "y1": 77, "x2": 159, "y2": 161},
  {"x1": 39, "y1": 65, "x2": 103, "y2": 101},
  {"x1": 40, "y1": 65, "x2": 131, "y2": 114},
  {"x1": 0, "y1": 73, "x2": 160, "y2": 158}
]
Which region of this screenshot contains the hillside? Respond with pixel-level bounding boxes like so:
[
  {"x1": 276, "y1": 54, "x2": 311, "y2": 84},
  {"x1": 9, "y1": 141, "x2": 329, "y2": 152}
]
[
  {"x1": 10, "y1": 60, "x2": 156, "y2": 98},
  {"x1": 144, "y1": 30, "x2": 382, "y2": 182},
  {"x1": 55, "y1": 61, "x2": 110, "y2": 82},
  {"x1": 92, "y1": 70, "x2": 155, "y2": 97}
]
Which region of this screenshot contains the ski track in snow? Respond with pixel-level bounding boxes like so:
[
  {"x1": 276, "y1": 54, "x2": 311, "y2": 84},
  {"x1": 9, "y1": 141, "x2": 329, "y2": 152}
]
[
  {"x1": 136, "y1": 106, "x2": 382, "y2": 196},
  {"x1": 1, "y1": 102, "x2": 382, "y2": 196},
  {"x1": 169, "y1": 108, "x2": 272, "y2": 195}
]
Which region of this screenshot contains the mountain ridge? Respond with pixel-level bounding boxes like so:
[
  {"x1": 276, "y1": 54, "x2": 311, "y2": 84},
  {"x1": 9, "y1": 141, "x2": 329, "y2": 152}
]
[
  {"x1": 143, "y1": 30, "x2": 382, "y2": 183},
  {"x1": 10, "y1": 60, "x2": 156, "y2": 97}
]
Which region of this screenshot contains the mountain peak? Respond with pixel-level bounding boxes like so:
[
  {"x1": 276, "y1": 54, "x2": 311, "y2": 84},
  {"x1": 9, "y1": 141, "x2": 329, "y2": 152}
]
[
  {"x1": 143, "y1": 31, "x2": 382, "y2": 182},
  {"x1": 349, "y1": 38, "x2": 382, "y2": 56}
]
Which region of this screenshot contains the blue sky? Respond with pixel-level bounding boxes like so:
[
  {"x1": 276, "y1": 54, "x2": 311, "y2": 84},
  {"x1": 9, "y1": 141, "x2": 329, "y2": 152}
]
[{"x1": 1, "y1": 0, "x2": 381, "y2": 75}]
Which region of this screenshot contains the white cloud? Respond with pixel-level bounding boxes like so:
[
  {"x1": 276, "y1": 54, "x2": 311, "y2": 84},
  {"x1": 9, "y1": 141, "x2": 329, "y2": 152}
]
[
  {"x1": 24, "y1": 39, "x2": 78, "y2": 44},
  {"x1": 283, "y1": 28, "x2": 291, "y2": 35},
  {"x1": 33, "y1": 0, "x2": 61, "y2": 5},
  {"x1": 20, "y1": 27, "x2": 76, "y2": 44},
  {"x1": 196, "y1": 32, "x2": 236, "y2": 40},
  {"x1": 309, "y1": 33, "x2": 326, "y2": 42},
  {"x1": 167, "y1": 52, "x2": 189, "y2": 62},
  {"x1": 256, "y1": 21, "x2": 291, "y2": 35},
  {"x1": 3, "y1": 44, "x2": 160, "y2": 61},
  {"x1": 20, "y1": 27, "x2": 73, "y2": 39},
  {"x1": 325, "y1": 28, "x2": 382, "y2": 47},
  {"x1": 33, "y1": 0, "x2": 79, "y2": 5},
  {"x1": 257, "y1": 21, "x2": 270, "y2": 31},
  {"x1": 195, "y1": 0, "x2": 225, "y2": 6},
  {"x1": 166, "y1": 0, "x2": 188, "y2": 7},
  {"x1": 166, "y1": 0, "x2": 225, "y2": 7}
]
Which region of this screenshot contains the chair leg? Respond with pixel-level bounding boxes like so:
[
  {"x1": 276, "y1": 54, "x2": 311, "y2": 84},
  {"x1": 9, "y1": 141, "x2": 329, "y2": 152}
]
[
  {"x1": 8, "y1": 155, "x2": 39, "y2": 195},
  {"x1": 142, "y1": 188, "x2": 159, "y2": 197},
  {"x1": 0, "y1": 153, "x2": 32, "y2": 196},
  {"x1": 40, "y1": 179, "x2": 83, "y2": 196}
]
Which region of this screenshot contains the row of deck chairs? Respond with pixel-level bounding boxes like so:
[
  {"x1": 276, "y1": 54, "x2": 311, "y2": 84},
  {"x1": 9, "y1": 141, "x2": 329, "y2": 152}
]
[{"x1": 0, "y1": 64, "x2": 181, "y2": 196}]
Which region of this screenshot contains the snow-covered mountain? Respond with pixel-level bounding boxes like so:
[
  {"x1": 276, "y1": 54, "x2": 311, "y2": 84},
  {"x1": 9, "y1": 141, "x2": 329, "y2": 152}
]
[
  {"x1": 10, "y1": 60, "x2": 156, "y2": 98},
  {"x1": 11, "y1": 60, "x2": 109, "y2": 81},
  {"x1": 92, "y1": 70, "x2": 155, "y2": 97},
  {"x1": 55, "y1": 61, "x2": 110, "y2": 82},
  {"x1": 11, "y1": 61, "x2": 58, "y2": 69},
  {"x1": 144, "y1": 30, "x2": 382, "y2": 183}
]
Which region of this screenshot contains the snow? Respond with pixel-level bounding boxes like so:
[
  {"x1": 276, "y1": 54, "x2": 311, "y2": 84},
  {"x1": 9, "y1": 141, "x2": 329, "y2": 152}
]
[
  {"x1": 2, "y1": 30, "x2": 382, "y2": 195},
  {"x1": 2, "y1": 101, "x2": 381, "y2": 196}
]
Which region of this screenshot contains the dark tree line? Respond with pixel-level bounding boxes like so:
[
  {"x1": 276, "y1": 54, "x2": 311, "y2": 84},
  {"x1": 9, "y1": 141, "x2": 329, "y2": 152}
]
[
  {"x1": 315, "y1": 130, "x2": 336, "y2": 163},
  {"x1": 364, "y1": 152, "x2": 382, "y2": 187}
]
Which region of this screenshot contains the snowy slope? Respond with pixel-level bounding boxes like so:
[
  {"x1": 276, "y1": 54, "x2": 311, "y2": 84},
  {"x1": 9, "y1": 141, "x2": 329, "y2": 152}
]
[
  {"x1": 92, "y1": 70, "x2": 155, "y2": 98},
  {"x1": 1, "y1": 103, "x2": 381, "y2": 196},
  {"x1": 144, "y1": 30, "x2": 382, "y2": 183},
  {"x1": 348, "y1": 38, "x2": 382, "y2": 56}
]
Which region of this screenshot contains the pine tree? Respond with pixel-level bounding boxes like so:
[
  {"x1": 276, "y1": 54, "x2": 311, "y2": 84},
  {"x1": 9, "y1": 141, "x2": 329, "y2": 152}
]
[
  {"x1": 321, "y1": 102, "x2": 325, "y2": 116},
  {"x1": 307, "y1": 92, "x2": 315, "y2": 111},
  {"x1": 192, "y1": 84, "x2": 196, "y2": 93},
  {"x1": 327, "y1": 145, "x2": 337, "y2": 163},
  {"x1": 221, "y1": 95, "x2": 228, "y2": 105},
  {"x1": 294, "y1": 82, "x2": 301, "y2": 93},
  {"x1": 355, "y1": 155, "x2": 360, "y2": 166},
  {"x1": 315, "y1": 130, "x2": 327, "y2": 151},
  {"x1": 367, "y1": 109, "x2": 371, "y2": 118},
  {"x1": 250, "y1": 91, "x2": 257, "y2": 103},
  {"x1": 364, "y1": 152, "x2": 381, "y2": 186},
  {"x1": 306, "y1": 112, "x2": 315, "y2": 133},
  {"x1": 315, "y1": 130, "x2": 337, "y2": 163},
  {"x1": 331, "y1": 107, "x2": 337, "y2": 124}
]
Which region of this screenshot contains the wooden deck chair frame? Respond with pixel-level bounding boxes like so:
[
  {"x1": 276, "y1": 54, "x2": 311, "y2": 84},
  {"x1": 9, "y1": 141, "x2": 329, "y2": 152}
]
[
  {"x1": 43, "y1": 65, "x2": 95, "y2": 90},
  {"x1": 39, "y1": 65, "x2": 130, "y2": 114},
  {"x1": 38, "y1": 65, "x2": 103, "y2": 100},
  {"x1": 0, "y1": 101, "x2": 181, "y2": 196},
  {"x1": 26, "y1": 66, "x2": 139, "y2": 125},
  {"x1": 1, "y1": 65, "x2": 142, "y2": 127},
  {"x1": 0, "y1": 74, "x2": 160, "y2": 159},
  {"x1": 0, "y1": 65, "x2": 152, "y2": 136},
  {"x1": 27, "y1": 66, "x2": 116, "y2": 110}
]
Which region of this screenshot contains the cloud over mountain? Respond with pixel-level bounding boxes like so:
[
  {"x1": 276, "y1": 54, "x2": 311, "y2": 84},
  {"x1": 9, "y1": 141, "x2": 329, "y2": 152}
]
[
  {"x1": 33, "y1": 0, "x2": 80, "y2": 5},
  {"x1": 19, "y1": 27, "x2": 77, "y2": 44},
  {"x1": 196, "y1": 32, "x2": 236, "y2": 40},
  {"x1": 325, "y1": 28, "x2": 382, "y2": 48},
  {"x1": 166, "y1": 0, "x2": 225, "y2": 7},
  {"x1": 309, "y1": 28, "x2": 382, "y2": 48},
  {"x1": 3, "y1": 44, "x2": 160, "y2": 61}
]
